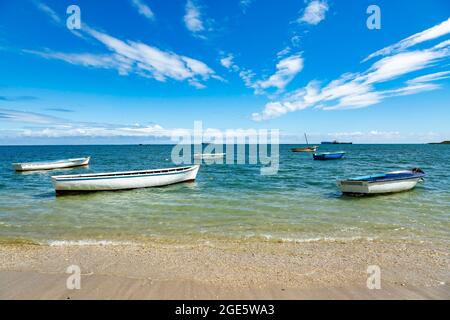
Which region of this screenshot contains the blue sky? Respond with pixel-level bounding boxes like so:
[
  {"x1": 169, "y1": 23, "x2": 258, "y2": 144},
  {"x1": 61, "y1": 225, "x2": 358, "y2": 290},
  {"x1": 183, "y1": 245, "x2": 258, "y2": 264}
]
[{"x1": 0, "y1": 0, "x2": 449, "y2": 144}]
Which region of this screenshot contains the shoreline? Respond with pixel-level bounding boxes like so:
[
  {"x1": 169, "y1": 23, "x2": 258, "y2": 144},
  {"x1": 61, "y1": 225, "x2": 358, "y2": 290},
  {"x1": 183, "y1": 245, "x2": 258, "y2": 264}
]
[{"x1": 1, "y1": 238, "x2": 449, "y2": 299}]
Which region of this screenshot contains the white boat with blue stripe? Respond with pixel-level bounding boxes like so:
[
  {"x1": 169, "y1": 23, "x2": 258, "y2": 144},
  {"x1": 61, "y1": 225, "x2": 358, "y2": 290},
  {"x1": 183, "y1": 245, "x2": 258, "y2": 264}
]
[
  {"x1": 52, "y1": 165, "x2": 200, "y2": 194},
  {"x1": 338, "y1": 168, "x2": 425, "y2": 195}
]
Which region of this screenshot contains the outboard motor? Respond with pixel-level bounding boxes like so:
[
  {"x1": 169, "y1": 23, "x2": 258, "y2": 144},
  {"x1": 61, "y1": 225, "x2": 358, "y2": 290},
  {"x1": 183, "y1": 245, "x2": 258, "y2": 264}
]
[{"x1": 412, "y1": 168, "x2": 425, "y2": 174}]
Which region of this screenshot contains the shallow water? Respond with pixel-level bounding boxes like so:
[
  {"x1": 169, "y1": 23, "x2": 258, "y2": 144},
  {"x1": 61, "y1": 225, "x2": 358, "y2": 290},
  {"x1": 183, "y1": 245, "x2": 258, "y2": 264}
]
[{"x1": 0, "y1": 144, "x2": 449, "y2": 244}]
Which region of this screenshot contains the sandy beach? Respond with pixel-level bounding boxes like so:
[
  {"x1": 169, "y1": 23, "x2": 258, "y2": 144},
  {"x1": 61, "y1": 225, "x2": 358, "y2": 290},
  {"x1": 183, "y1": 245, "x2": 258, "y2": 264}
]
[{"x1": 1, "y1": 239, "x2": 449, "y2": 299}]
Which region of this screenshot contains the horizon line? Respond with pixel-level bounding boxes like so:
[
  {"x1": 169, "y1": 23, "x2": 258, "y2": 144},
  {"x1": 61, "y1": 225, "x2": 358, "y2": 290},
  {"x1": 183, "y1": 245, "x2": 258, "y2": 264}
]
[{"x1": 1, "y1": 142, "x2": 448, "y2": 147}]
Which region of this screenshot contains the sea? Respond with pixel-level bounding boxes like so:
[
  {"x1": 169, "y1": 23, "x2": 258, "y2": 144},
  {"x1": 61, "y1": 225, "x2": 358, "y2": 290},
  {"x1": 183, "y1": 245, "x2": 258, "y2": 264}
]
[{"x1": 0, "y1": 144, "x2": 449, "y2": 245}]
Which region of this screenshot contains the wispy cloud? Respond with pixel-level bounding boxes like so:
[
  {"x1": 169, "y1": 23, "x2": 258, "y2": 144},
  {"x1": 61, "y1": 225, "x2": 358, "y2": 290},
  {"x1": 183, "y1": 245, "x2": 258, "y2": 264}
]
[
  {"x1": 320, "y1": 130, "x2": 446, "y2": 143},
  {"x1": 364, "y1": 17, "x2": 450, "y2": 62},
  {"x1": 45, "y1": 108, "x2": 74, "y2": 113},
  {"x1": 361, "y1": 49, "x2": 447, "y2": 84},
  {"x1": 0, "y1": 108, "x2": 63, "y2": 124},
  {"x1": 31, "y1": 1, "x2": 87, "y2": 39},
  {"x1": 130, "y1": 0, "x2": 155, "y2": 21},
  {"x1": 298, "y1": 0, "x2": 329, "y2": 25},
  {"x1": 276, "y1": 47, "x2": 292, "y2": 58},
  {"x1": 253, "y1": 54, "x2": 304, "y2": 94},
  {"x1": 252, "y1": 19, "x2": 450, "y2": 121},
  {"x1": 24, "y1": 50, "x2": 128, "y2": 72},
  {"x1": 217, "y1": 52, "x2": 253, "y2": 85},
  {"x1": 25, "y1": 25, "x2": 217, "y2": 88},
  {"x1": 240, "y1": 0, "x2": 255, "y2": 13},
  {"x1": 34, "y1": 0, "x2": 61, "y2": 24},
  {"x1": 238, "y1": 69, "x2": 256, "y2": 87},
  {"x1": 406, "y1": 70, "x2": 450, "y2": 84},
  {"x1": 184, "y1": 0, "x2": 205, "y2": 34},
  {"x1": 218, "y1": 52, "x2": 303, "y2": 94},
  {"x1": 327, "y1": 131, "x2": 401, "y2": 142},
  {"x1": 0, "y1": 108, "x2": 173, "y2": 139},
  {"x1": 0, "y1": 95, "x2": 39, "y2": 102},
  {"x1": 16, "y1": 123, "x2": 172, "y2": 139}
]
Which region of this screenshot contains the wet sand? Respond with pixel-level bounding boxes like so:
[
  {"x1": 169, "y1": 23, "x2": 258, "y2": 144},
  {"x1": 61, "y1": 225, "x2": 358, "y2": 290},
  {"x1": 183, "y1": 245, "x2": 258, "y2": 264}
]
[{"x1": 0, "y1": 239, "x2": 449, "y2": 299}]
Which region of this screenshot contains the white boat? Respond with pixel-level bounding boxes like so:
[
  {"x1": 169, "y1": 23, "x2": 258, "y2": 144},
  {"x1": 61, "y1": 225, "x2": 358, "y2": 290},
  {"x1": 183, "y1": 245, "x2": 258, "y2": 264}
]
[
  {"x1": 193, "y1": 153, "x2": 225, "y2": 160},
  {"x1": 338, "y1": 168, "x2": 425, "y2": 195},
  {"x1": 13, "y1": 157, "x2": 90, "y2": 172},
  {"x1": 52, "y1": 165, "x2": 200, "y2": 194}
]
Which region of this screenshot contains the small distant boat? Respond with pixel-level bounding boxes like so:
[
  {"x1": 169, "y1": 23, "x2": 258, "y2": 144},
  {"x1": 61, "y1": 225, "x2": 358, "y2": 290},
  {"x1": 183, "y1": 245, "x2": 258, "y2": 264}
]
[
  {"x1": 291, "y1": 133, "x2": 318, "y2": 152},
  {"x1": 52, "y1": 165, "x2": 200, "y2": 194},
  {"x1": 194, "y1": 153, "x2": 225, "y2": 160},
  {"x1": 313, "y1": 151, "x2": 345, "y2": 160},
  {"x1": 13, "y1": 157, "x2": 90, "y2": 172},
  {"x1": 338, "y1": 168, "x2": 425, "y2": 195},
  {"x1": 291, "y1": 146, "x2": 318, "y2": 152},
  {"x1": 321, "y1": 141, "x2": 352, "y2": 144}
]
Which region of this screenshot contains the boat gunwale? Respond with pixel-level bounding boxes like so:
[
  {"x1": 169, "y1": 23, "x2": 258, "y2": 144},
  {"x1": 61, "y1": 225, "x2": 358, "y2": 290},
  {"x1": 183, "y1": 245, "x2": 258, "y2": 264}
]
[
  {"x1": 313, "y1": 151, "x2": 346, "y2": 156},
  {"x1": 51, "y1": 165, "x2": 199, "y2": 180},
  {"x1": 13, "y1": 157, "x2": 90, "y2": 166},
  {"x1": 194, "y1": 153, "x2": 226, "y2": 157},
  {"x1": 340, "y1": 174, "x2": 425, "y2": 184}
]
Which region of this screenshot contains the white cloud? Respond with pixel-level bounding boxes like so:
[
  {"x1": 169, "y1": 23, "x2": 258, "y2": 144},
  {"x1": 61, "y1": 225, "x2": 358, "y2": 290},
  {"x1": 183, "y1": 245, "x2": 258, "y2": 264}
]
[
  {"x1": 364, "y1": 17, "x2": 450, "y2": 61},
  {"x1": 331, "y1": 131, "x2": 400, "y2": 139},
  {"x1": 25, "y1": 26, "x2": 216, "y2": 88},
  {"x1": 239, "y1": 69, "x2": 256, "y2": 87},
  {"x1": 240, "y1": 0, "x2": 254, "y2": 13},
  {"x1": 252, "y1": 30, "x2": 450, "y2": 121},
  {"x1": 217, "y1": 52, "x2": 255, "y2": 85},
  {"x1": 276, "y1": 47, "x2": 291, "y2": 58},
  {"x1": 131, "y1": 0, "x2": 155, "y2": 21},
  {"x1": 406, "y1": 71, "x2": 450, "y2": 84},
  {"x1": 34, "y1": 1, "x2": 61, "y2": 23},
  {"x1": 433, "y1": 39, "x2": 450, "y2": 50},
  {"x1": 17, "y1": 124, "x2": 171, "y2": 139},
  {"x1": 184, "y1": 0, "x2": 204, "y2": 34},
  {"x1": 253, "y1": 54, "x2": 304, "y2": 93},
  {"x1": 298, "y1": 0, "x2": 329, "y2": 25},
  {"x1": 0, "y1": 108, "x2": 63, "y2": 124},
  {"x1": 0, "y1": 108, "x2": 175, "y2": 139},
  {"x1": 281, "y1": 130, "x2": 446, "y2": 144},
  {"x1": 24, "y1": 50, "x2": 131, "y2": 73},
  {"x1": 383, "y1": 83, "x2": 440, "y2": 98},
  {"x1": 220, "y1": 54, "x2": 234, "y2": 69},
  {"x1": 291, "y1": 35, "x2": 301, "y2": 47},
  {"x1": 361, "y1": 50, "x2": 447, "y2": 84},
  {"x1": 1, "y1": 109, "x2": 445, "y2": 143}
]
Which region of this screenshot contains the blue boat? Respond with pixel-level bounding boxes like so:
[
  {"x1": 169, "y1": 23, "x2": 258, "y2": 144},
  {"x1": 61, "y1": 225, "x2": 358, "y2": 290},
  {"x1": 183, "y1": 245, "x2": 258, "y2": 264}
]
[{"x1": 312, "y1": 151, "x2": 345, "y2": 160}]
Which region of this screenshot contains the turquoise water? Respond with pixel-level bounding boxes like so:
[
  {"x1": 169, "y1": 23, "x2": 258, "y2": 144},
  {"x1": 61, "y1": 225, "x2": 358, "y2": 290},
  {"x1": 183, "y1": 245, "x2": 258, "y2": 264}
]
[{"x1": 0, "y1": 144, "x2": 449, "y2": 244}]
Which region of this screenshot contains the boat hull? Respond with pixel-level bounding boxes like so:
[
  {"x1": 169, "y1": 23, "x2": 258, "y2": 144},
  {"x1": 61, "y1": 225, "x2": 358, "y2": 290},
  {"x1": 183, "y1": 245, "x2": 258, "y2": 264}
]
[
  {"x1": 52, "y1": 165, "x2": 200, "y2": 193},
  {"x1": 313, "y1": 152, "x2": 345, "y2": 160},
  {"x1": 194, "y1": 153, "x2": 225, "y2": 160},
  {"x1": 13, "y1": 157, "x2": 90, "y2": 171},
  {"x1": 338, "y1": 177, "x2": 421, "y2": 195},
  {"x1": 291, "y1": 146, "x2": 318, "y2": 152}
]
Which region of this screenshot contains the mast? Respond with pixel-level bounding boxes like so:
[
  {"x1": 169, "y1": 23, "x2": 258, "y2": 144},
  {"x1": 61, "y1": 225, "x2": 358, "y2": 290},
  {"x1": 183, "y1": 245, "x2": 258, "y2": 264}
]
[{"x1": 304, "y1": 133, "x2": 309, "y2": 145}]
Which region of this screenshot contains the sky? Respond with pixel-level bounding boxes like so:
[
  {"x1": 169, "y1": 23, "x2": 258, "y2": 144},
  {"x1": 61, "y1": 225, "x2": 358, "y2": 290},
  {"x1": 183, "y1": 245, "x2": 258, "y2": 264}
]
[{"x1": 0, "y1": 0, "x2": 449, "y2": 144}]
